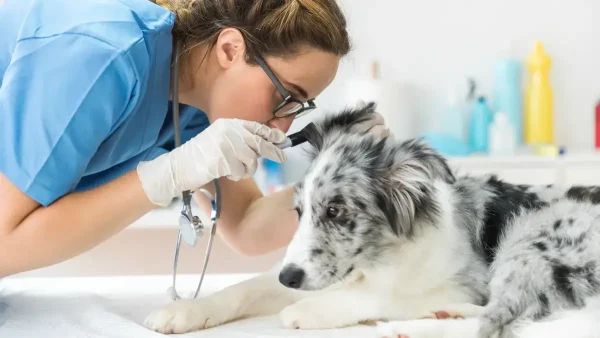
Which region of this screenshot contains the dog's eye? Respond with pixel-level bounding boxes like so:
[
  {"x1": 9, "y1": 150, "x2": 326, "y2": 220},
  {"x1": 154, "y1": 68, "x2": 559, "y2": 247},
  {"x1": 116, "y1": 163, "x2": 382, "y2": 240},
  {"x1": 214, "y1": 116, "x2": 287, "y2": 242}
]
[{"x1": 326, "y1": 206, "x2": 342, "y2": 218}]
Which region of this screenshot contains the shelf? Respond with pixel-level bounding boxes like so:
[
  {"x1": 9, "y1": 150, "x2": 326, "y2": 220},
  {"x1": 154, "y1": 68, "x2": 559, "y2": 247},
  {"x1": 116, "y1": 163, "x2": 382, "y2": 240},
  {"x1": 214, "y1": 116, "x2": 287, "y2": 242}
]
[
  {"x1": 448, "y1": 151, "x2": 600, "y2": 166},
  {"x1": 447, "y1": 151, "x2": 600, "y2": 186}
]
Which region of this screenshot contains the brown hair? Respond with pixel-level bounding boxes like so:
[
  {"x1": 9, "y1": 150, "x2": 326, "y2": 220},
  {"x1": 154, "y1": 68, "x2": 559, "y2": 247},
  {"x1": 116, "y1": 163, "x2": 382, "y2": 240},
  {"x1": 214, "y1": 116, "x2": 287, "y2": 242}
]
[{"x1": 155, "y1": 0, "x2": 351, "y2": 63}]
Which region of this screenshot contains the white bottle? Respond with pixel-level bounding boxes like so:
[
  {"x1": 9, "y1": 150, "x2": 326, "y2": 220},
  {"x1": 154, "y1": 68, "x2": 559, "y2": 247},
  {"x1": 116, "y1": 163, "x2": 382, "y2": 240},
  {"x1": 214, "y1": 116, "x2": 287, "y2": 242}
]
[{"x1": 488, "y1": 112, "x2": 516, "y2": 156}]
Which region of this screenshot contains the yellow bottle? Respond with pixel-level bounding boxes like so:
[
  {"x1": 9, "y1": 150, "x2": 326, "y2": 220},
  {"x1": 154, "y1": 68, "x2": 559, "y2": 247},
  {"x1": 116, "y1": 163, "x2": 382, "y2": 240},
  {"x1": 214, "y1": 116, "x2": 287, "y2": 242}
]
[{"x1": 524, "y1": 41, "x2": 554, "y2": 145}]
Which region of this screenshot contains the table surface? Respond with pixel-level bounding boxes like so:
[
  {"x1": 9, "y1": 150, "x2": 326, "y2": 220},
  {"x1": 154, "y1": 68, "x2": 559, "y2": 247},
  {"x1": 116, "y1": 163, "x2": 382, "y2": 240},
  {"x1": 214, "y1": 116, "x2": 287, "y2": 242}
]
[{"x1": 0, "y1": 274, "x2": 377, "y2": 338}]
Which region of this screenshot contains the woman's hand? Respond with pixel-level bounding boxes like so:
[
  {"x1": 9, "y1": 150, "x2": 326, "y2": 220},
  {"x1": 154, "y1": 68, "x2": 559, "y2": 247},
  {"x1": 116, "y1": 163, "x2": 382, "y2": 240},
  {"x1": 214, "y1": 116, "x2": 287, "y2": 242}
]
[
  {"x1": 351, "y1": 101, "x2": 390, "y2": 138},
  {"x1": 137, "y1": 118, "x2": 287, "y2": 206}
]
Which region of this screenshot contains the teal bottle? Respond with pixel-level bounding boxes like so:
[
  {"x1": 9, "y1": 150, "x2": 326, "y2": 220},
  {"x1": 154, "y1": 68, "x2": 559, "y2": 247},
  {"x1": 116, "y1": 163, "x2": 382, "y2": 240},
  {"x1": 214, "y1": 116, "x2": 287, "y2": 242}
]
[
  {"x1": 493, "y1": 57, "x2": 522, "y2": 144},
  {"x1": 442, "y1": 88, "x2": 466, "y2": 143},
  {"x1": 469, "y1": 96, "x2": 493, "y2": 153}
]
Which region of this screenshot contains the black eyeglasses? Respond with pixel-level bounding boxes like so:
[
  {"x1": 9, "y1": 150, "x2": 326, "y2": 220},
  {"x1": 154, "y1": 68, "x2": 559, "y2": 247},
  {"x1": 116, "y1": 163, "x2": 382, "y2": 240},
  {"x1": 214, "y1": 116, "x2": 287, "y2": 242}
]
[{"x1": 254, "y1": 54, "x2": 316, "y2": 119}]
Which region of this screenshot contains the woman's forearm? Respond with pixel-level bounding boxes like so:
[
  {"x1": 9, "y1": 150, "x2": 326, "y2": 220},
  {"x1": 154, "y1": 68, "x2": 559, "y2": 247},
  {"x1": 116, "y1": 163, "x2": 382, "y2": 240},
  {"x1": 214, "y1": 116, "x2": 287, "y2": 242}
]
[
  {"x1": 194, "y1": 178, "x2": 298, "y2": 256},
  {"x1": 235, "y1": 186, "x2": 298, "y2": 255},
  {"x1": 0, "y1": 170, "x2": 156, "y2": 277}
]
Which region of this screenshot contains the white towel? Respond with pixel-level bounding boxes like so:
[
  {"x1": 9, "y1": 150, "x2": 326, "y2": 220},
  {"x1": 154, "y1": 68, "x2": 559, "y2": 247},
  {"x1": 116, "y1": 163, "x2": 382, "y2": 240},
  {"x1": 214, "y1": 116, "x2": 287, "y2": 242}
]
[{"x1": 0, "y1": 274, "x2": 375, "y2": 338}]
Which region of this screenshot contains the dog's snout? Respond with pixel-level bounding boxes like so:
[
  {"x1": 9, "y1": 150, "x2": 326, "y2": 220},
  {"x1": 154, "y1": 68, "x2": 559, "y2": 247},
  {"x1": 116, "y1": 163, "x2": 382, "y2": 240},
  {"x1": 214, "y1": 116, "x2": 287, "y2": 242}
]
[{"x1": 279, "y1": 264, "x2": 305, "y2": 289}]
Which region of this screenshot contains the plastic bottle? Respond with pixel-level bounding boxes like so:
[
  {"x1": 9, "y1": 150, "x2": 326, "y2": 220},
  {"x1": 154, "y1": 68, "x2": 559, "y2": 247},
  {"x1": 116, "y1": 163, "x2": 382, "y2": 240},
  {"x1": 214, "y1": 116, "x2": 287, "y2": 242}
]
[
  {"x1": 442, "y1": 87, "x2": 466, "y2": 143},
  {"x1": 253, "y1": 158, "x2": 267, "y2": 193},
  {"x1": 469, "y1": 96, "x2": 493, "y2": 153},
  {"x1": 493, "y1": 42, "x2": 522, "y2": 144},
  {"x1": 488, "y1": 112, "x2": 516, "y2": 156},
  {"x1": 524, "y1": 41, "x2": 554, "y2": 145},
  {"x1": 263, "y1": 158, "x2": 284, "y2": 194}
]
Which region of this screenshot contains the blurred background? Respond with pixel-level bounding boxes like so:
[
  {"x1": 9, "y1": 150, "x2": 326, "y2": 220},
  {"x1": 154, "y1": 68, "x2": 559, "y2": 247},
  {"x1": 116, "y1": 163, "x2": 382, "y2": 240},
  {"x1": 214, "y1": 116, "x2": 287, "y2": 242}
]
[
  {"x1": 14, "y1": 0, "x2": 600, "y2": 278},
  {"x1": 280, "y1": 0, "x2": 600, "y2": 185}
]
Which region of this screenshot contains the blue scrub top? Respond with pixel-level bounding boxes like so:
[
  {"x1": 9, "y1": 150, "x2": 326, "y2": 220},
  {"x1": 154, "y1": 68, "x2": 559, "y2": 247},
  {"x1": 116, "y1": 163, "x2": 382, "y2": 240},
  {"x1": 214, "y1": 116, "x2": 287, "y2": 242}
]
[{"x1": 0, "y1": 0, "x2": 210, "y2": 206}]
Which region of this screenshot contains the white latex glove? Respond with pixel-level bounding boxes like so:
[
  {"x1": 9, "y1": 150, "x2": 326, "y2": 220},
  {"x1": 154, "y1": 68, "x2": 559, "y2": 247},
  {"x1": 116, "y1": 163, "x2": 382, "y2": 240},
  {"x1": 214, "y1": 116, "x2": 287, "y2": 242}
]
[
  {"x1": 353, "y1": 100, "x2": 390, "y2": 139},
  {"x1": 137, "y1": 118, "x2": 287, "y2": 207}
]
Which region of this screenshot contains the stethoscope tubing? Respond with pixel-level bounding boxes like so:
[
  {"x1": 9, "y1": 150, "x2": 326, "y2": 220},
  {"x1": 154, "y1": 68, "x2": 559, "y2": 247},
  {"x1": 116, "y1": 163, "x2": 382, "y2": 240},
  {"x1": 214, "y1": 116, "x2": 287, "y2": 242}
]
[{"x1": 169, "y1": 40, "x2": 220, "y2": 301}]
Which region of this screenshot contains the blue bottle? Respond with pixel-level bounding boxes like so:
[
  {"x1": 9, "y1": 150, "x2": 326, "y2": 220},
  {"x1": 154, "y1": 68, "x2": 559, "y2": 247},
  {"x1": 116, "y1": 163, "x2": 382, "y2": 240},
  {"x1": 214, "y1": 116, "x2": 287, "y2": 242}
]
[
  {"x1": 469, "y1": 96, "x2": 493, "y2": 153},
  {"x1": 263, "y1": 158, "x2": 284, "y2": 194},
  {"x1": 493, "y1": 48, "x2": 523, "y2": 144}
]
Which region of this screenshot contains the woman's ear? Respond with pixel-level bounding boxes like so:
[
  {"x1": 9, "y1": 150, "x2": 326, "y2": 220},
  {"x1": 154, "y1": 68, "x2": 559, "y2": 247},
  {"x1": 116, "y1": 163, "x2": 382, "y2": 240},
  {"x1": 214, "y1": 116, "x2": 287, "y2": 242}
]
[{"x1": 214, "y1": 28, "x2": 246, "y2": 69}]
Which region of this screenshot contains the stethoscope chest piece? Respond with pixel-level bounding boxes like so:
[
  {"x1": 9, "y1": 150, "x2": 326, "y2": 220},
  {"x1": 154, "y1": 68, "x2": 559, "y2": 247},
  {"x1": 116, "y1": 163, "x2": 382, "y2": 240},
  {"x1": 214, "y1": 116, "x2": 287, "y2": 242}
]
[
  {"x1": 179, "y1": 212, "x2": 203, "y2": 247},
  {"x1": 170, "y1": 185, "x2": 220, "y2": 301}
]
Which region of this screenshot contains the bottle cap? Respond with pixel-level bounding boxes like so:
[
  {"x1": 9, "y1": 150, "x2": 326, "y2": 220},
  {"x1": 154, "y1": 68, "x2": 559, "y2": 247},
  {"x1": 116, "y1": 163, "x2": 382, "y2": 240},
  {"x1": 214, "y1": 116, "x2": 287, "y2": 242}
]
[
  {"x1": 446, "y1": 87, "x2": 459, "y2": 106},
  {"x1": 494, "y1": 112, "x2": 510, "y2": 125},
  {"x1": 527, "y1": 41, "x2": 551, "y2": 70},
  {"x1": 370, "y1": 61, "x2": 379, "y2": 80}
]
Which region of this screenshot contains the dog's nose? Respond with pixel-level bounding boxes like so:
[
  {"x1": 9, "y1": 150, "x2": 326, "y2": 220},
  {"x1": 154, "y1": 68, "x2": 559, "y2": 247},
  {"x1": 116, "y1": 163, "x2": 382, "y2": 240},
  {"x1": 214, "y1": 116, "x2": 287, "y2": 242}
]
[{"x1": 279, "y1": 264, "x2": 305, "y2": 289}]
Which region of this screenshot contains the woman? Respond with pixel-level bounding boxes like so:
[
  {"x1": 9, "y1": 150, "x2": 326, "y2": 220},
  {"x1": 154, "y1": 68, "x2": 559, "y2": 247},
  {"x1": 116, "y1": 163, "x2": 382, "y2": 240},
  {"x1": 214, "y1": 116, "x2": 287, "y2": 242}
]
[{"x1": 0, "y1": 0, "x2": 383, "y2": 277}]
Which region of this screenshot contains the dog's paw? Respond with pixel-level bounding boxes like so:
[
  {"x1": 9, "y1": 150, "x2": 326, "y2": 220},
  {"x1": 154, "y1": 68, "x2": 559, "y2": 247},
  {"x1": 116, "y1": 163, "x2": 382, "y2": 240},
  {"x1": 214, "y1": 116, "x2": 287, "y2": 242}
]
[
  {"x1": 376, "y1": 317, "x2": 481, "y2": 338},
  {"x1": 280, "y1": 300, "x2": 347, "y2": 330},
  {"x1": 376, "y1": 319, "x2": 445, "y2": 338},
  {"x1": 144, "y1": 298, "x2": 231, "y2": 334},
  {"x1": 280, "y1": 302, "x2": 325, "y2": 329}
]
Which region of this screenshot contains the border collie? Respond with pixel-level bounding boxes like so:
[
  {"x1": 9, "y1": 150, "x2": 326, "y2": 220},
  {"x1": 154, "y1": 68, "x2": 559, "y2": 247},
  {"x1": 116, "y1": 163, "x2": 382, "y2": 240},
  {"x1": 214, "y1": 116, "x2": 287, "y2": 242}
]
[{"x1": 145, "y1": 103, "x2": 600, "y2": 338}]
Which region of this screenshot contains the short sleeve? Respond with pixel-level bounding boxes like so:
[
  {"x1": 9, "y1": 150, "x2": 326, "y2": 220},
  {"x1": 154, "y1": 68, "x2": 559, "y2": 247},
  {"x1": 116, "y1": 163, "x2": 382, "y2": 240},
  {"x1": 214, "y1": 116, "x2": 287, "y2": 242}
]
[
  {"x1": 0, "y1": 34, "x2": 138, "y2": 206},
  {"x1": 157, "y1": 105, "x2": 210, "y2": 152},
  {"x1": 181, "y1": 109, "x2": 210, "y2": 144}
]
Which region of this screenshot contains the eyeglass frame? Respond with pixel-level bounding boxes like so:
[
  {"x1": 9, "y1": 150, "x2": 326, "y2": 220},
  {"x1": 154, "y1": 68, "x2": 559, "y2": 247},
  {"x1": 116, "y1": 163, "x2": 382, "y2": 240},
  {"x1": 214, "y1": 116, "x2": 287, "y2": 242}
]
[{"x1": 254, "y1": 54, "x2": 316, "y2": 119}]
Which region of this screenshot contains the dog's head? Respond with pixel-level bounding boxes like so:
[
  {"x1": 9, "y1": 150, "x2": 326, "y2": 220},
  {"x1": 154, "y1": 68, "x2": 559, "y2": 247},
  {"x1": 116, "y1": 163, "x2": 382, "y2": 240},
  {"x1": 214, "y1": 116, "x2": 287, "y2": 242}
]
[{"x1": 279, "y1": 103, "x2": 455, "y2": 291}]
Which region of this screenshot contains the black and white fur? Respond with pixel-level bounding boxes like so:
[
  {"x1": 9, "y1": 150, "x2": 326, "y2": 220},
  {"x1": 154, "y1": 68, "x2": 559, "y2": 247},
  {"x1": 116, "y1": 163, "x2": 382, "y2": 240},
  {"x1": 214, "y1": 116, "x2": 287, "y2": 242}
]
[{"x1": 144, "y1": 103, "x2": 600, "y2": 338}]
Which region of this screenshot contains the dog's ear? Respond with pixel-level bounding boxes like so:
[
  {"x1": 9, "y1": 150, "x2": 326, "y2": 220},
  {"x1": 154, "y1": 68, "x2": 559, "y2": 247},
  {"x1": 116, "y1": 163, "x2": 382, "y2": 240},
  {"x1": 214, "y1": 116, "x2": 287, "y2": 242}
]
[
  {"x1": 397, "y1": 138, "x2": 456, "y2": 184},
  {"x1": 378, "y1": 139, "x2": 455, "y2": 236},
  {"x1": 306, "y1": 101, "x2": 389, "y2": 158},
  {"x1": 304, "y1": 101, "x2": 384, "y2": 157},
  {"x1": 379, "y1": 161, "x2": 433, "y2": 236},
  {"x1": 312, "y1": 101, "x2": 387, "y2": 137}
]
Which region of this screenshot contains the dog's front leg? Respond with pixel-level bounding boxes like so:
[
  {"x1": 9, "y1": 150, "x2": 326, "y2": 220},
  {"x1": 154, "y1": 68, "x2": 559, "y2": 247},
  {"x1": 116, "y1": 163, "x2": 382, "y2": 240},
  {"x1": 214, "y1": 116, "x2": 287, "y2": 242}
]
[
  {"x1": 279, "y1": 285, "x2": 485, "y2": 331},
  {"x1": 279, "y1": 284, "x2": 384, "y2": 330},
  {"x1": 145, "y1": 269, "x2": 306, "y2": 334}
]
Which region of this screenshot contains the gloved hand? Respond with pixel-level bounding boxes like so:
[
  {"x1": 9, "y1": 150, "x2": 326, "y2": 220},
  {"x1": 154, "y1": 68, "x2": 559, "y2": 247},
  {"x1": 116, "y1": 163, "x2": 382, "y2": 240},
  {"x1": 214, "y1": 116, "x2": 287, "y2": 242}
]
[
  {"x1": 353, "y1": 100, "x2": 390, "y2": 138},
  {"x1": 137, "y1": 118, "x2": 287, "y2": 207}
]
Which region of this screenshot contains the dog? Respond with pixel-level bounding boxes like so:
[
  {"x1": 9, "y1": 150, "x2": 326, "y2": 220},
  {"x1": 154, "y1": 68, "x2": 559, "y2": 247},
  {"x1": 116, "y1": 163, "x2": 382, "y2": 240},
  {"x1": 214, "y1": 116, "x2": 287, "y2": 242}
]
[{"x1": 144, "y1": 103, "x2": 600, "y2": 338}]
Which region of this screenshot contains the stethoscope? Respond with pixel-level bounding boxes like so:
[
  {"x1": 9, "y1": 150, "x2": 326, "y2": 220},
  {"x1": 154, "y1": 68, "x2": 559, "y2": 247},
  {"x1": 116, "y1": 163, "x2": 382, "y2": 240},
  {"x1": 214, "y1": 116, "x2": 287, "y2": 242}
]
[{"x1": 166, "y1": 41, "x2": 221, "y2": 301}]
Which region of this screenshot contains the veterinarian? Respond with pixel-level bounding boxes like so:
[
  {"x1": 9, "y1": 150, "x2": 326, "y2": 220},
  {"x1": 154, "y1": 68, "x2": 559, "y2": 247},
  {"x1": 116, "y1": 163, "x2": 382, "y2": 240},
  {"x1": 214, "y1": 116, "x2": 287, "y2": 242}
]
[{"x1": 0, "y1": 0, "x2": 384, "y2": 277}]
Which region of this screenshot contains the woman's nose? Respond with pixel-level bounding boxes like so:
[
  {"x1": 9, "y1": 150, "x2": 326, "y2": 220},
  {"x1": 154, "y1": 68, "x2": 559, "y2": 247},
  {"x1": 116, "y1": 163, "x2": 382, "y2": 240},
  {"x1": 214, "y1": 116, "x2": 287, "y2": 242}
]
[{"x1": 268, "y1": 115, "x2": 295, "y2": 133}]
